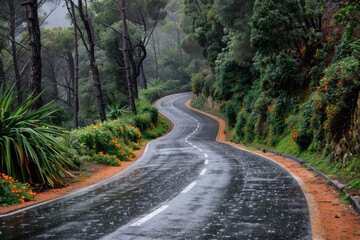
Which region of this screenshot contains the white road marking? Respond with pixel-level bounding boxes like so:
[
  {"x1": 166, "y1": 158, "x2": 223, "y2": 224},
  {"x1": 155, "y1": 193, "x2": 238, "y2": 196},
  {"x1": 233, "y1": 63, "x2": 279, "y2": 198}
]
[
  {"x1": 181, "y1": 182, "x2": 197, "y2": 193},
  {"x1": 204, "y1": 159, "x2": 209, "y2": 165},
  {"x1": 130, "y1": 205, "x2": 169, "y2": 227},
  {"x1": 199, "y1": 168, "x2": 207, "y2": 176},
  {"x1": 204, "y1": 154, "x2": 208, "y2": 158}
]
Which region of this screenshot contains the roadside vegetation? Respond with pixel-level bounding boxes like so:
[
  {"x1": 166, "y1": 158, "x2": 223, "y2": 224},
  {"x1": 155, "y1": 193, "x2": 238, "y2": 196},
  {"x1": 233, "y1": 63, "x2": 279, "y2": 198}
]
[
  {"x1": 0, "y1": 82, "x2": 175, "y2": 206},
  {"x1": 188, "y1": 1, "x2": 360, "y2": 190}
]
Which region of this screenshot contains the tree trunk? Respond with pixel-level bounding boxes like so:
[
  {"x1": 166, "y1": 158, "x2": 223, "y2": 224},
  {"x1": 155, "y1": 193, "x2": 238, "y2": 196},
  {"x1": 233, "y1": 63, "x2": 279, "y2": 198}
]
[
  {"x1": 175, "y1": 23, "x2": 185, "y2": 83},
  {"x1": 140, "y1": 64, "x2": 147, "y2": 89},
  {"x1": 118, "y1": 0, "x2": 137, "y2": 114},
  {"x1": 65, "y1": 0, "x2": 79, "y2": 128},
  {"x1": 77, "y1": 0, "x2": 106, "y2": 122},
  {"x1": 10, "y1": 0, "x2": 22, "y2": 104},
  {"x1": 23, "y1": 0, "x2": 42, "y2": 110},
  {"x1": 151, "y1": 33, "x2": 159, "y2": 80},
  {"x1": 67, "y1": 50, "x2": 78, "y2": 128}
]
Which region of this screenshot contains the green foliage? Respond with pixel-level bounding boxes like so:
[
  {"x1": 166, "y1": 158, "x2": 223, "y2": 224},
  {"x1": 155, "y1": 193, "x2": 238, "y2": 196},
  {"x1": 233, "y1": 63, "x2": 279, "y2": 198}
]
[
  {"x1": 107, "y1": 103, "x2": 131, "y2": 120},
  {"x1": 235, "y1": 110, "x2": 247, "y2": 140},
  {"x1": 133, "y1": 113, "x2": 153, "y2": 132},
  {"x1": 203, "y1": 75, "x2": 216, "y2": 97},
  {"x1": 70, "y1": 120, "x2": 140, "y2": 163},
  {"x1": 224, "y1": 102, "x2": 237, "y2": 128},
  {"x1": 71, "y1": 93, "x2": 168, "y2": 166},
  {"x1": 189, "y1": 4, "x2": 226, "y2": 68},
  {"x1": 191, "y1": 72, "x2": 205, "y2": 95},
  {"x1": 305, "y1": 46, "x2": 360, "y2": 149},
  {"x1": 141, "y1": 116, "x2": 169, "y2": 141},
  {"x1": 250, "y1": 0, "x2": 302, "y2": 55},
  {"x1": 92, "y1": 152, "x2": 121, "y2": 166},
  {"x1": 215, "y1": 55, "x2": 253, "y2": 101},
  {"x1": 256, "y1": 53, "x2": 301, "y2": 97},
  {"x1": 213, "y1": 0, "x2": 254, "y2": 30},
  {"x1": 141, "y1": 78, "x2": 185, "y2": 102},
  {"x1": 0, "y1": 173, "x2": 36, "y2": 206},
  {"x1": 334, "y1": 2, "x2": 360, "y2": 25},
  {"x1": 348, "y1": 179, "x2": 360, "y2": 190},
  {"x1": 0, "y1": 85, "x2": 75, "y2": 187}
]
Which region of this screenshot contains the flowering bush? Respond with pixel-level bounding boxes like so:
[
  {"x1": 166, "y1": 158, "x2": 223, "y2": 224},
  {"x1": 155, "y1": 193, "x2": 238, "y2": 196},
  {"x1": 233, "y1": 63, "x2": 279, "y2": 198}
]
[
  {"x1": 92, "y1": 152, "x2": 121, "y2": 166},
  {"x1": 70, "y1": 119, "x2": 141, "y2": 165},
  {"x1": 0, "y1": 173, "x2": 36, "y2": 206},
  {"x1": 319, "y1": 55, "x2": 360, "y2": 137}
]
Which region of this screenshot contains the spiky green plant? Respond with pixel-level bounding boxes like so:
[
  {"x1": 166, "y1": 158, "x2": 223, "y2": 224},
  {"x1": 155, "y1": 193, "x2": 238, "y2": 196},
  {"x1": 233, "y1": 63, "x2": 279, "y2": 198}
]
[{"x1": 0, "y1": 85, "x2": 75, "y2": 187}]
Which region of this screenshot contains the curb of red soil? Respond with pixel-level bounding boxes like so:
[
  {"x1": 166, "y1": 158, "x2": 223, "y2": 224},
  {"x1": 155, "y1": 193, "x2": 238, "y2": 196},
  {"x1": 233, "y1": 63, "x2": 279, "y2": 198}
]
[{"x1": 185, "y1": 99, "x2": 360, "y2": 240}]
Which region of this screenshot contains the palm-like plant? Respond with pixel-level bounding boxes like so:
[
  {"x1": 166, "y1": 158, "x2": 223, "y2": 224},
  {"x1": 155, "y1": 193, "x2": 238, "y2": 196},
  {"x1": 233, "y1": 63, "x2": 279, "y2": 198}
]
[{"x1": 0, "y1": 85, "x2": 75, "y2": 187}]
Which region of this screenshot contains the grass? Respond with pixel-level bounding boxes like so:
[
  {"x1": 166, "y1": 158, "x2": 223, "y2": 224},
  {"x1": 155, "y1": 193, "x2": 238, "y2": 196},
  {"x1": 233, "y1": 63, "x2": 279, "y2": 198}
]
[
  {"x1": 348, "y1": 179, "x2": 360, "y2": 189},
  {"x1": 274, "y1": 134, "x2": 299, "y2": 156}
]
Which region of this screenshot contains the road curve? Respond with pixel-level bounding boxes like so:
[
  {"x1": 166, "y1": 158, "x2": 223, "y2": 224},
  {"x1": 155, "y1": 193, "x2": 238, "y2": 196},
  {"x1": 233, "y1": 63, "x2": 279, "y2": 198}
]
[{"x1": 0, "y1": 93, "x2": 311, "y2": 239}]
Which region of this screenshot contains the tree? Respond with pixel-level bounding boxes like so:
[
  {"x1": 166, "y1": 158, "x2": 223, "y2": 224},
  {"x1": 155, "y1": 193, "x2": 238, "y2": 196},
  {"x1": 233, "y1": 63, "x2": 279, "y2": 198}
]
[
  {"x1": 41, "y1": 28, "x2": 75, "y2": 107},
  {"x1": 128, "y1": 0, "x2": 167, "y2": 89},
  {"x1": 213, "y1": 0, "x2": 255, "y2": 63},
  {"x1": 65, "y1": 0, "x2": 80, "y2": 128},
  {"x1": 0, "y1": 0, "x2": 28, "y2": 103},
  {"x1": 118, "y1": 0, "x2": 137, "y2": 114},
  {"x1": 167, "y1": 10, "x2": 185, "y2": 83},
  {"x1": 22, "y1": 0, "x2": 43, "y2": 110},
  {"x1": 184, "y1": 1, "x2": 226, "y2": 68},
  {"x1": 76, "y1": 0, "x2": 107, "y2": 122},
  {"x1": 250, "y1": 0, "x2": 303, "y2": 55},
  {"x1": 9, "y1": 0, "x2": 25, "y2": 103}
]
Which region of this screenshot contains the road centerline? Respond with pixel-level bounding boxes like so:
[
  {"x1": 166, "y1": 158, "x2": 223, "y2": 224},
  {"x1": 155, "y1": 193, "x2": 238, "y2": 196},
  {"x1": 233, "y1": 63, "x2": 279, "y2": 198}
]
[
  {"x1": 181, "y1": 182, "x2": 197, "y2": 193},
  {"x1": 199, "y1": 169, "x2": 207, "y2": 176},
  {"x1": 130, "y1": 205, "x2": 169, "y2": 227}
]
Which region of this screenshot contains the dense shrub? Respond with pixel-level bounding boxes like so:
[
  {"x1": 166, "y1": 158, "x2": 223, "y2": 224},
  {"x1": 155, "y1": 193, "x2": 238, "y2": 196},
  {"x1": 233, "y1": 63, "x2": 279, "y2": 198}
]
[
  {"x1": 215, "y1": 57, "x2": 253, "y2": 101},
  {"x1": 203, "y1": 75, "x2": 216, "y2": 97},
  {"x1": 235, "y1": 110, "x2": 247, "y2": 140},
  {"x1": 70, "y1": 120, "x2": 141, "y2": 164},
  {"x1": 224, "y1": 102, "x2": 237, "y2": 128},
  {"x1": 256, "y1": 53, "x2": 301, "y2": 97},
  {"x1": 191, "y1": 72, "x2": 205, "y2": 95},
  {"x1": 133, "y1": 113, "x2": 152, "y2": 132},
  {"x1": 92, "y1": 152, "x2": 121, "y2": 166}
]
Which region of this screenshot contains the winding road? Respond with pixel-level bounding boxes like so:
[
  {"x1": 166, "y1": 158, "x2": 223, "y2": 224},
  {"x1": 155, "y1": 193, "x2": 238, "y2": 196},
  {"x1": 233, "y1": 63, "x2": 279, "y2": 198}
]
[{"x1": 0, "y1": 93, "x2": 311, "y2": 239}]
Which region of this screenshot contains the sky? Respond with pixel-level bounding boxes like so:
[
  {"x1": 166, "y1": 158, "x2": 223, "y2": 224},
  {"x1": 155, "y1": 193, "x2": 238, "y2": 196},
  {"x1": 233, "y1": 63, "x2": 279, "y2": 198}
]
[{"x1": 41, "y1": 1, "x2": 70, "y2": 29}]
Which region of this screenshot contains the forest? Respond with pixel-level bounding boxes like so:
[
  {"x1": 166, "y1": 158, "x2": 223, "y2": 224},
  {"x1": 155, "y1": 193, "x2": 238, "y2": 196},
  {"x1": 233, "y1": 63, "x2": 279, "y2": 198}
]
[{"x1": 0, "y1": 0, "x2": 359, "y2": 205}]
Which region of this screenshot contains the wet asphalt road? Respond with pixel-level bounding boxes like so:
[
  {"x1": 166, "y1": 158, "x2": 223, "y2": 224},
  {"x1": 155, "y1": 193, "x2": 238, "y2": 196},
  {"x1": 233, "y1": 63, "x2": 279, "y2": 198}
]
[{"x1": 0, "y1": 93, "x2": 311, "y2": 239}]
